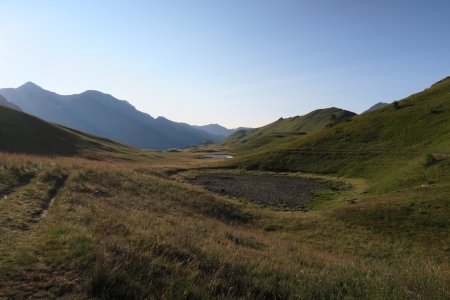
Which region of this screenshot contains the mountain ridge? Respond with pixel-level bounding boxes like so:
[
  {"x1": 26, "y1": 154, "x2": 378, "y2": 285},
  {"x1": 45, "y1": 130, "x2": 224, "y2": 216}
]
[
  {"x1": 363, "y1": 102, "x2": 389, "y2": 113},
  {"x1": 193, "y1": 124, "x2": 252, "y2": 139},
  {"x1": 224, "y1": 107, "x2": 357, "y2": 151},
  {"x1": 0, "y1": 82, "x2": 219, "y2": 150},
  {"x1": 0, "y1": 95, "x2": 21, "y2": 111}
]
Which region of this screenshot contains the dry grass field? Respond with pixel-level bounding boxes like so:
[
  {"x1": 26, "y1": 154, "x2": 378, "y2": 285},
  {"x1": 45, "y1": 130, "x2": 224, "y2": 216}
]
[{"x1": 0, "y1": 150, "x2": 448, "y2": 299}]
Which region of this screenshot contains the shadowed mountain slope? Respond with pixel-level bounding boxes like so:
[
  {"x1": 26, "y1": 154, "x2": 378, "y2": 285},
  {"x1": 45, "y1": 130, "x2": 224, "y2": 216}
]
[
  {"x1": 193, "y1": 124, "x2": 234, "y2": 139},
  {"x1": 0, "y1": 95, "x2": 21, "y2": 111},
  {"x1": 193, "y1": 124, "x2": 252, "y2": 140},
  {"x1": 0, "y1": 105, "x2": 136, "y2": 158}
]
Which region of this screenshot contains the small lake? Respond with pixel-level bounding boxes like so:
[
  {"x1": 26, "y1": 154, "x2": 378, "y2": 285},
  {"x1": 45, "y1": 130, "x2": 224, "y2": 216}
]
[{"x1": 204, "y1": 154, "x2": 234, "y2": 159}]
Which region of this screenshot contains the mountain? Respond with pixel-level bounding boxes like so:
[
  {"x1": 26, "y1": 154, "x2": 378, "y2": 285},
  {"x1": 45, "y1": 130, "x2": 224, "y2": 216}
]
[
  {"x1": 0, "y1": 104, "x2": 135, "y2": 157},
  {"x1": 0, "y1": 82, "x2": 220, "y2": 150},
  {"x1": 224, "y1": 107, "x2": 356, "y2": 151},
  {"x1": 363, "y1": 102, "x2": 389, "y2": 113},
  {"x1": 193, "y1": 124, "x2": 252, "y2": 139},
  {"x1": 234, "y1": 76, "x2": 450, "y2": 191},
  {"x1": 0, "y1": 94, "x2": 21, "y2": 111},
  {"x1": 193, "y1": 124, "x2": 234, "y2": 139}
]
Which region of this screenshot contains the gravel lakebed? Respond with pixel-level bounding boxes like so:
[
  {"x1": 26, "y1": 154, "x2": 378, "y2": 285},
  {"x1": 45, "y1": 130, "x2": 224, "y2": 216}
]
[{"x1": 189, "y1": 173, "x2": 336, "y2": 210}]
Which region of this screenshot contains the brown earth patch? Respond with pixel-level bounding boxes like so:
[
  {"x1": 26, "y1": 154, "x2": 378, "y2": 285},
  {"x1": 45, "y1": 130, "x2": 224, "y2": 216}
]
[{"x1": 189, "y1": 173, "x2": 337, "y2": 210}]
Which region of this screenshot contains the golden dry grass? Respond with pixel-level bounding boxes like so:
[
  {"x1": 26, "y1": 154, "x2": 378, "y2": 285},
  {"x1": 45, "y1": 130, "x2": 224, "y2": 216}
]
[{"x1": 0, "y1": 151, "x2": 448, "y2": 299}]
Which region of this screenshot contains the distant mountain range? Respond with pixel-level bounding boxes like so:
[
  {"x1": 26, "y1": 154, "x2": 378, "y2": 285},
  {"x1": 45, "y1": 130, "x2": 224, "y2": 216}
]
[
  {"x1": 0, "y1": 94, "x2": 21, "y2": 111},
  {"x1": 0, "y1": 82, "x2": 233, "y2": 150},
  {"x1": 193, "y1": 124, "x2": 252, "y2": 139}
]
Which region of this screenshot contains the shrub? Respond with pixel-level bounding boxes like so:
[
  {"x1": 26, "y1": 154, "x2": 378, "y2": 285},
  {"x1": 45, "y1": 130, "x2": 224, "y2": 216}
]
[
  {"x1": 393, "y1": 101, "x2": 400, "y2": 110},
  {"x1": 424, "y1": 153, "x2": 437, "y2": 167}
]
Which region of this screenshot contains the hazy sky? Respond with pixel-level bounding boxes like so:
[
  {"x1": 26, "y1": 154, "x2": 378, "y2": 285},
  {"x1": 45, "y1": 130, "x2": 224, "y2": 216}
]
[{"x1": 1, "y1": 0, "x2": 450, "y2": 128}]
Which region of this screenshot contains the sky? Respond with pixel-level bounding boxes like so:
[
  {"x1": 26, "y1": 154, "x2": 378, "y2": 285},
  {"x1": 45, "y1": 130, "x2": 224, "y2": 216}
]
[{"x1": 1, "y1": 0, "x2": 450, "y2": 128}]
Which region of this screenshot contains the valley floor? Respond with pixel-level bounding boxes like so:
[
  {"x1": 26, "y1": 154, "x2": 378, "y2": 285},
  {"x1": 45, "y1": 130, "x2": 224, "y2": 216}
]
[{"x1": 0, "y1": 151, "x2": 449, "y2": 299}]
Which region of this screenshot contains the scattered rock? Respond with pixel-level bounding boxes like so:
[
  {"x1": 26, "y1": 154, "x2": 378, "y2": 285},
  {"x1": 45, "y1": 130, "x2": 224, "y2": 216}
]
[
  {"x1": 348, "y1": 199, "x2": 358, "y2": 204},
  {"x1": 92, "y1": 190, "x2": 107, "y2": 197},
  {"x1": 110, "y1": 223, "x2": 130, "y2": 236},
  {"x1": 189, "y1": 173, "x2": 335, "y2": 210}
]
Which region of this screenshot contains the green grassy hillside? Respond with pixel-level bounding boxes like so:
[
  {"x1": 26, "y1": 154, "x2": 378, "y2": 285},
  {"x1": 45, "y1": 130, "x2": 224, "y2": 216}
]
[
  {"x1": 225, "y1": 107, "x2": 356, "y2": 152},
  {"x1": 235, "y1": 77, "x2": 450, "y2": 191},
  {"x1": 0, "y1": 105, "x2": 139, "y2": 159}
]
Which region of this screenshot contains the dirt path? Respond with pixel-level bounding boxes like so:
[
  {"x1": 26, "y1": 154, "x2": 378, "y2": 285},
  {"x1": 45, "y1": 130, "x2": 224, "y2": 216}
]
[{"x1": 189, "y1": 173, "x2": 336, "y2": 210}]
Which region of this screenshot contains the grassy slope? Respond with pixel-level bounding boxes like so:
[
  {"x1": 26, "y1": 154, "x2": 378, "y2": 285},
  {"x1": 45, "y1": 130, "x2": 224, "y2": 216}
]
[
  {"x1": 235, "y1": 77, "x2": 450, "y2": 192},
  {"x1": 0, "y1": 105, "x2": 149, "y2": 161},
  {"x1": 224, "y1": 108, "x2": 356, "y2": 152}
]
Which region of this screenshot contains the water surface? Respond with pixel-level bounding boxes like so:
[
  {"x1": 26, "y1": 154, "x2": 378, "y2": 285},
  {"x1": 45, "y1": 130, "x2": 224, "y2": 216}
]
[{"x1": 204, "y1": 154, "x2": 234, "y2": 159}]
